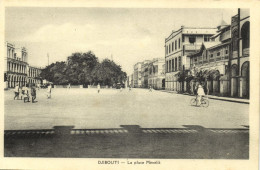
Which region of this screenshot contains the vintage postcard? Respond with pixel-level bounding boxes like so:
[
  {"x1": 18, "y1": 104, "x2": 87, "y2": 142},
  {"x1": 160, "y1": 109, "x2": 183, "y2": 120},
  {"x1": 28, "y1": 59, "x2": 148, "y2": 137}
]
[{"x1": 0, "y1": 0, "x2": 259, "y2": 170}]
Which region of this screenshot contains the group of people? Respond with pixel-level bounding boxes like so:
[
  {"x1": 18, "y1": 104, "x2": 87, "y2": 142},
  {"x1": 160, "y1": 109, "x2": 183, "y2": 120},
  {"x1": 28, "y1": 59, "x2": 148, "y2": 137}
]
[
  {"x1": 13, "y1": 83, "x2": 52, "y2": 103},
  {"x1": 13, "y1": 83, "x2": 37, "y2": 103}
]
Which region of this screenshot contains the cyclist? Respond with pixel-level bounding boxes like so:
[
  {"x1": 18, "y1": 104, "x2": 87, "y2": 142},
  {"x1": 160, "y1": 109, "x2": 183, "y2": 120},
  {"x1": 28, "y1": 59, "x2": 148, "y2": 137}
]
[{"x1": 197, "y1": 84, "x2": 205, "y2": 106}]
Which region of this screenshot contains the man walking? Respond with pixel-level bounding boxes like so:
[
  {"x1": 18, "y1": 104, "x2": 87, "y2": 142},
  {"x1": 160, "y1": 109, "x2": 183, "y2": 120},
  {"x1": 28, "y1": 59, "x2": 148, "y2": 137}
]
[
  {"x1": 31, "y1": 84, "x2": 37, "y2": 103},
  {"x1": 13, "y1": 84, "x2": 19, "y2": 100}
]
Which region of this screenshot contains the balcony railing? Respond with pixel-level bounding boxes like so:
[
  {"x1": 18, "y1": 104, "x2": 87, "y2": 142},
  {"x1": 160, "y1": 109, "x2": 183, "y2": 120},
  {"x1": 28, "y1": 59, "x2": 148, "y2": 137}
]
[{"x1": 242, "y1": 48, "x2": 249, "y2": 57}]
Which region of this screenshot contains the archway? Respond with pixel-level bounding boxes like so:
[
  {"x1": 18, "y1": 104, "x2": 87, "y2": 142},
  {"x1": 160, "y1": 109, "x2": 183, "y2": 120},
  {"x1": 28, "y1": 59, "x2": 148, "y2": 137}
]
[
  {"x1": 241, "y1": 61, "x2": 249, "y2": 98},
  {"x1": 162, "y1": 79, "x2": 165, "y2": 90},
  {"x1": 241, "y1": 21, "x2": 250, "y2": 55}
]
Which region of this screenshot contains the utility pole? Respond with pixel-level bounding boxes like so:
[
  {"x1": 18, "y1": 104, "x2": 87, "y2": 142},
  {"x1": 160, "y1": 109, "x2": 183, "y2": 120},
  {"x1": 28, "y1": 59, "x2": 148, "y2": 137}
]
[{"x1": 47, "y1": 53, "x2": 49, "y2": 66}]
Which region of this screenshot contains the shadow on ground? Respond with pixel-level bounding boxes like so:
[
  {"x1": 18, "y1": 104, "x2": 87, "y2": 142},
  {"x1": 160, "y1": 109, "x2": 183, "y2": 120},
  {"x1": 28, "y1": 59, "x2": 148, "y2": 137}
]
[{"x1": 4, "y1": 125, "x2": 249, "y2": 159}]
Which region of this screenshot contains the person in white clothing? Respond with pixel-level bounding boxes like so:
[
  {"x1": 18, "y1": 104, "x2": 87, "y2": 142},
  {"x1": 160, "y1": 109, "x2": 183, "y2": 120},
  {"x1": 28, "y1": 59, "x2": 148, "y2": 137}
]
[
  {"x1": 97, "y1": 83, "x2": 100, "y2": 93},
  {"x1": 47, "y1": 84, "x2": 52, "y2": 99},
  {"x1": 13, "y1": 84, "x2": 19, "y2": 100},
  {"x1": 197, "y1": 84, "x2": 205, "y2": 106}
]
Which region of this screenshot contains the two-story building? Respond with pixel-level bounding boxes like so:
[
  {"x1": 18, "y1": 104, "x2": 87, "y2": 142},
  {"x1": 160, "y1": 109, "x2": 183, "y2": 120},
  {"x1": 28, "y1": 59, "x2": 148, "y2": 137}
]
[
  {"x1": 188, "y1": 19, "x2": 231, "y2": 96},
  {"x1": 165, "y1": 26, "x2": 217, "y2": 92}
]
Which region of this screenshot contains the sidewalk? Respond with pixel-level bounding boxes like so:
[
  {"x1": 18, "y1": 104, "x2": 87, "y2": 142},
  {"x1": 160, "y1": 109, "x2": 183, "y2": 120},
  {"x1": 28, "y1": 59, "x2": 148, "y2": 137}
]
[{"x1": 158, "y1": 90, "x2": 249, "y2": 104}]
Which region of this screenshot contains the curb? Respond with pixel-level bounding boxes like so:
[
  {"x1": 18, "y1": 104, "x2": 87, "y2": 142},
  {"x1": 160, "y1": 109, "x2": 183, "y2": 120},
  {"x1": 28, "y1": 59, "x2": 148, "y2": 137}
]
[{"x1": 158, "y1": 90, "x2": 249, "y2": 104}]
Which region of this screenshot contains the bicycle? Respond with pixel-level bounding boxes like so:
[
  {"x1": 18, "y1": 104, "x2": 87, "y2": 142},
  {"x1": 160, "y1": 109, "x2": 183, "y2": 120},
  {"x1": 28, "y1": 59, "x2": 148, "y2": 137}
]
[{"x1": 190, "y1": 96, "x2": 209, "y2": 107}]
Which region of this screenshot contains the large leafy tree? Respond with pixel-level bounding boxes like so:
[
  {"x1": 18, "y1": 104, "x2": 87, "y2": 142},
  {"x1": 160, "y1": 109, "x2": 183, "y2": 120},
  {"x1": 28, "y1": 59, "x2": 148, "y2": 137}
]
[{"x1": 40, "y1": 51, "x2": 127, "y2": 86}]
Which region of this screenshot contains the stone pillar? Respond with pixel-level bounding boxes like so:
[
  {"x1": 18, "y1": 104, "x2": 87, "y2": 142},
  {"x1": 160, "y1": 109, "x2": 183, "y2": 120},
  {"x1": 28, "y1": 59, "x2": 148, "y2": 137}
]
[
  {"x1": 207, "y1": 80, "x2": 212, "y2": 94},
  {"x1": 231, "y1": 77, "x2": 238, "y2": 97},
  {"x1": 213, "y1": 80, "x2": 218, "y2": 95},
  {"x1": 240, "y1": 77, "x2": 246, "y2": 98}
]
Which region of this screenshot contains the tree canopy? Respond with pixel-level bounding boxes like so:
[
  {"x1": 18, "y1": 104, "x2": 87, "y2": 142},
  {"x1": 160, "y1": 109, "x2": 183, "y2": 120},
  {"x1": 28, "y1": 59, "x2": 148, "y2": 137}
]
[{"x1": 40, "y1": 51, "x2": 127, "y2": 86}]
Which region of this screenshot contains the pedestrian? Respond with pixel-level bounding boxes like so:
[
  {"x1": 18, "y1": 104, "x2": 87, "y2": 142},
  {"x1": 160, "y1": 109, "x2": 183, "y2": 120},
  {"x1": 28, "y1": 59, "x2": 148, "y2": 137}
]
[
  {"x1": 68, "y1": 83, "x2": 71, "y2": 89},
  {"x1": 18, "y1": 85, "x2": 23, "y2": 100},
  {"x1": 129, "y1": 85, "x2": 132, "y2": 91},
  {"x1": 120, "y1": 86, "x2": 123, "y2": 92},
  {"x1": 47, "y1": 84, "x2": 52, "y2": 99},
  {"x1": 21, "y1": 85, "x2": 27, "y2": 100},
  {"x1": 197, "y1": 84, "x2": 205, "y2": 106},
  {"x1": 13, "y1": 84, "x2": 19, "y2": 100},
  {"x1": 23, "y1": 84, "x2": 30, "y2": 103},
  {"x1": 31, "y1": 83, "x2": 37, "y2": 103},
  {"x1": 149, "y1": 85, "x2": 152, "y2": 92},
  {"x1": 97, "y1": 83, "x2": 100, "y2": 93}
]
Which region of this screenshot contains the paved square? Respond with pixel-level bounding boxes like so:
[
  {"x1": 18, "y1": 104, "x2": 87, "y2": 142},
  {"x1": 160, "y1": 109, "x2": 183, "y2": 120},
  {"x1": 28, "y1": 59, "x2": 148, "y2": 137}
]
[{"x1": 5, "y1": 88, "x2": 249, "y2": 130}]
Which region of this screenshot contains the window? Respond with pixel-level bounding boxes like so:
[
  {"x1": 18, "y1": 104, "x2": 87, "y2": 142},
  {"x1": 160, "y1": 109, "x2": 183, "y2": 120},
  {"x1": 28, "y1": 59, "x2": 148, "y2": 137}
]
[
  {"x1": 172, "y1": 42, "x2": 174, "y2": 52},
  {"x1": 169, "y1": 60, "x2": 172, "y2": 72},
  {"x1": 182, "y1": 36, "x2": 185, "y2": 42},
  {"x1": 179, "y1": 38, "x2": 181, "y2": 49},
  {"x1": 172, "y1": 59, "x2": 174, "y2": 72},
  {"x1": 175, "y1": 40, "x2": 177, "y2": 50},
  {"x1": 169, "y1": 45, "x2": 170, "y2": 54},
  {"x1": 189, "y1": 36, "x2": 196, "y2": 43},
  {"x1": 194, "y1": 57, "x2": 197, "y2": 62},
  {"x1": 178, "y1": 56, "x2": 182, "y2": 70},
  {"x1": 217, "y1": 52, "x2": 220, "y2": 56},
  {"x1": 210, "y1": 54, "x2": 213, "y2": 58},
  {"x1": 225, "y1": 50, "x2": 228, "y2": 54},
  {"x1": 204, "y1": 35, "x2": 210, "y2": 42},
  {"x1": 175, "y1": 58, "x2": 177, "y2": 71},
  {"x1": 166, "y1": 61, "x2": 168, "y2": 73},
  {"x1": 166, "y1": 46, "x2": 168, "y2": 55}
]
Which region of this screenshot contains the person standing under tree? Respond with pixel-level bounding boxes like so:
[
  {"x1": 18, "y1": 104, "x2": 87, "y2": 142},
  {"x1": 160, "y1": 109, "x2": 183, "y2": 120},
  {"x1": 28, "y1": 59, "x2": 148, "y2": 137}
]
[
  {"x1": 97, "y1": 83, "x2": 100, "y2": 93},
  {"x1": 47, "y1": 84, "x2": 52, "y2": 99}
]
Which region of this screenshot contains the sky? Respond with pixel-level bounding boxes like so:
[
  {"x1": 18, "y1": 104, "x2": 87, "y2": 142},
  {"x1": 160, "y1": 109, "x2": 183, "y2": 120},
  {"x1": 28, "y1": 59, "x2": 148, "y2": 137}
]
[{"x1": 5, "y1": 8, "x2": 237, "y2": 75}]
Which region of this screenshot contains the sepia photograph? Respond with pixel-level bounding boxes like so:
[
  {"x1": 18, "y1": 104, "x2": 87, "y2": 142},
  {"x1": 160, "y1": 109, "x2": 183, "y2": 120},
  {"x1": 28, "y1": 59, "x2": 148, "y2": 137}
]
[{"x1": 1, "y1": 1, "x2": 258, "y2": 169}]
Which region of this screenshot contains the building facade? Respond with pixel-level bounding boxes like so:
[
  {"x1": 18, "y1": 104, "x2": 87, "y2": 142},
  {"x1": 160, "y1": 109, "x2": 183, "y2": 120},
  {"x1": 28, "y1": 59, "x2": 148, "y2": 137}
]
[
  {"x1": 230, "y1": 9, "x2": 250, "y2": 99},
  {"x1": 188, "y1": 19, "x2": 231, "y2": 96},
  {"x1": 141, "y1": 60, "x2": 151, "y2": 88},
  {"x1": 165, "y1": 26, "x2": 217, "y2": 92},
  {"x1": 148, "y1": 58, "x2": 165, "y2": 90},
  {"x1": 4, "y1": 42, "x2": 42, "y2": 88},
  {"x1": 133, "y1": 62, "x2": 142, "y2": 88}
]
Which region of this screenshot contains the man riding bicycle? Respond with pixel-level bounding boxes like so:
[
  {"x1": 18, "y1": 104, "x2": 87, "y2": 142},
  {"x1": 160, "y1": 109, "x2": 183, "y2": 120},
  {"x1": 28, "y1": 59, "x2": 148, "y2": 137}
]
[{"x1": 197, "y1": 84, "x2": 205, "y2": 106}]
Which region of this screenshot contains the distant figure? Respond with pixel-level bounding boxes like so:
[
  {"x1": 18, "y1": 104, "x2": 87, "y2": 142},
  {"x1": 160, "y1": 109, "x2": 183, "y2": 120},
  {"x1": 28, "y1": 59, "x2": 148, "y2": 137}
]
[
  {"x1": 129, "y1": 85, "x2": 132, "y2": 91},
  {"x1": 14, "y1": 84, "x2": 19, "y2": 100},
  {"x1": 47, "y1": 84, "x2": 52, "y2": 99},
  {"x1": 120, "y1": 86, "x2": 123, "y2": 92},
  {"x1": 31, "y1": 84, "x2": 37, "y2": 103},
  {"x1": 68, "y1": 83, "x2": 71, "y2": 89},
  {"x1": 97, "y1": 83, "x2": 100, "y2": 93},
  {"x1": 149, "y1": 86, "x2": 152, "y2": 92}
]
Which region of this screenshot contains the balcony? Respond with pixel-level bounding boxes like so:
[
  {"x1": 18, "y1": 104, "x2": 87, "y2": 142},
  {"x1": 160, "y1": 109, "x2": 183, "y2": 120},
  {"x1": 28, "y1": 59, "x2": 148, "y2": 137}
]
[
  {"x1": 220, "y1": 30, "x2": 231, "y2": 42},
  {"x1": 184, "y1": 44, "x2": 201, "y2": 51}
]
